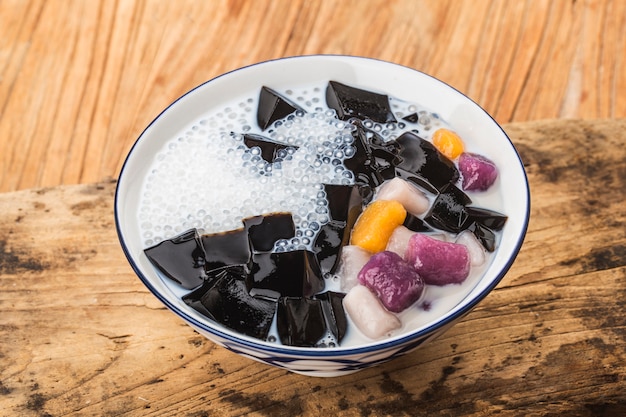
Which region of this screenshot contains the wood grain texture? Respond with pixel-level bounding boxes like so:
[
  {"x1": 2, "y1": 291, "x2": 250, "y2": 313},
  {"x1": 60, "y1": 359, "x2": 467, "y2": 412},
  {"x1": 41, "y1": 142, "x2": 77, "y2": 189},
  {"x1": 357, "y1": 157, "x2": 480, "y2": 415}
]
[
  {"x1": 1, "y1": 119, "x2": 625, "y2": 416},
  {"x1": 1, "y1": 0, "x2": 626, "y2": 192}
]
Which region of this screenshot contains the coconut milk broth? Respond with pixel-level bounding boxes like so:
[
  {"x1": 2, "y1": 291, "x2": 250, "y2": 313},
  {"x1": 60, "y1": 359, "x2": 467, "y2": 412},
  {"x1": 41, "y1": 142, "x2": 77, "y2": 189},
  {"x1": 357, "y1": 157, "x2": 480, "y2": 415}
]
[{"x1": 137, "y1": 81, "x2": 505, "y2": 348}]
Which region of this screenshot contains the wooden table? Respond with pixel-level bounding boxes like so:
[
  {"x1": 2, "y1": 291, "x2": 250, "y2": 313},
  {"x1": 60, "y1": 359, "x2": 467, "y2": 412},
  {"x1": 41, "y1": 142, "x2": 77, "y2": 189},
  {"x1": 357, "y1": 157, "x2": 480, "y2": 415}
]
[
  {"x1": 1, "y1": 1, "x2": 625, "y2": 416},
  {"x1": 2, "y1": 119, "x2": 625, "y2": 416}
]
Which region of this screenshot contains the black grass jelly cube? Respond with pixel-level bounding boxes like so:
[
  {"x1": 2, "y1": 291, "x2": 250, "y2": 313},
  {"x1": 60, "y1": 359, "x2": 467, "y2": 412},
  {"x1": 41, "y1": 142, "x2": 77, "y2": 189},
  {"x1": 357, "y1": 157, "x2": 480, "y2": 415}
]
[
  {"x1": 326, "y1": 81, "x2": 396, "y2": 123},
  {"x1": 424, "y1": 183, "x2": 473, "y2": 233},
  {"x1": 242, "y1": 133, "x2": 298, "y2": 163},
  {"x1": 257, "y1": 86, "x2": 303, "y2": 130},
  {"x1": 247, "y1": 250, "x2": 324, "y2": 299},
  {"x1": 183, "y1": 266, "x2": 276, "y2": 341},
  {"x1": 201, "y1": 228, "x2": 251, "y2": 273},
  {"x1": 144, "y1": 229, "x2": 207, "y2": 289},
  {"x1": 394, "y1": 131, "x2": 459, "y2": 191},
  {"x1": 243, "y1": 213, "x2": 295, "y2": 253}
]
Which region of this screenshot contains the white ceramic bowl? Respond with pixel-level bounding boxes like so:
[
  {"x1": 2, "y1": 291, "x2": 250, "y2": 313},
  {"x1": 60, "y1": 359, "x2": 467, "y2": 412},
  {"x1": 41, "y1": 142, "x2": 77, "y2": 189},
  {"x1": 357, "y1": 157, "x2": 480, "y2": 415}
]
[{"x1": 115, "y1": 55, "x2": 530, "y2": 377}]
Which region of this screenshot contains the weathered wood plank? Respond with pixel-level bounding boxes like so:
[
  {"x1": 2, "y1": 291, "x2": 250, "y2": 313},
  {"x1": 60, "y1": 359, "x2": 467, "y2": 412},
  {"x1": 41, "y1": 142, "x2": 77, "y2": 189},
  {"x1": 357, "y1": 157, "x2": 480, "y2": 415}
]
[{"x1": 1, "y1": 119, "x2": 625, "y2": 416}]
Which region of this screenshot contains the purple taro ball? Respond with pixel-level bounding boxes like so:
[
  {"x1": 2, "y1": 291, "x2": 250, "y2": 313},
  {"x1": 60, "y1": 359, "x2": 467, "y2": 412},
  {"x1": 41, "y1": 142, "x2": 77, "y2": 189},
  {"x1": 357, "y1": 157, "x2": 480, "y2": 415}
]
[
  {"x1": 357, "y1": 251, "x2": 424, "y2": 313},
  {"x1": 405, "y1": 234, "x2": 470, "y2": 285},
  {"x1": 459, "y1": 152, "x2": 498, "y2": 191}
]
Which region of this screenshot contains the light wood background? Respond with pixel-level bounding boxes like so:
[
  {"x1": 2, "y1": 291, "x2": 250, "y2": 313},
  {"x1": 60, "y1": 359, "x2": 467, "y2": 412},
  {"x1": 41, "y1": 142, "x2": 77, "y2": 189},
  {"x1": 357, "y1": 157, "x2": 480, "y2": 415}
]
[
  {"x1": 1, "y1": 0, "x2": 625, "y2": 193},
  {"x1": 2, "y1": 1, "x2": 626, "y2": 415}
]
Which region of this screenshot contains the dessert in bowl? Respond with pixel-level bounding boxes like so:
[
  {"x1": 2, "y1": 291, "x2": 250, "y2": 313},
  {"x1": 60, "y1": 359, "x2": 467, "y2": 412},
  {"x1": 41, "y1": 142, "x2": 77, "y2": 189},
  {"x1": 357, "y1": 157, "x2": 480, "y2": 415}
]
[{"x1": 115, "y1": 55, "x2": 530, "y2": 377}]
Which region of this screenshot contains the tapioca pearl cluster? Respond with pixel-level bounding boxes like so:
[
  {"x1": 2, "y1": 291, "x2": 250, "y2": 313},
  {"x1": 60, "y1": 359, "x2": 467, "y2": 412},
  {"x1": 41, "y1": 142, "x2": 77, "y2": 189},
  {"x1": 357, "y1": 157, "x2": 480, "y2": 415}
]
[
  {"x1": 356, "y1": 114, "x2": 443, "y2": 144},
  {"x1": 272, "y1": 182, "x2": 332, "y2": 252},
  {"x1": 200, "y1": 97, "x2": 257, "y2": 133},
  {"x1": 138, "y1": 108, "x2": 357, "y2": 248},
  {"x1": 139, "y1": 136, "x2": 252, "y2": 245},
  {"x1": 282, "y1": 86, "x2": 325, "y2": 111},
  {"x1": 360, "y1": 119, "x2": 407, "y2": 142},
  {"x1": 264, "y1": 110, "x2": 357, "y2": 187},
  {"x1": 388, "y1": 98, "x2": 443, "y2": 137},
  {"x1": 414, "y1": 109, "x2": 443, "y2": 133}
]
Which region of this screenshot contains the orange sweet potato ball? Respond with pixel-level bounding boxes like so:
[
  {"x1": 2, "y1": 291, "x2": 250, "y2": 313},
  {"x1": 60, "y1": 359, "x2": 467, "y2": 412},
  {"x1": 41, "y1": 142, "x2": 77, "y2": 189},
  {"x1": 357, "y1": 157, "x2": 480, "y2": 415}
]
[
  {"x1": 350, "y1": 200, "x2": 407, "y2": 253},
  {"x1": 432, "y1": 128, "x2": 465, "y2": 160}
]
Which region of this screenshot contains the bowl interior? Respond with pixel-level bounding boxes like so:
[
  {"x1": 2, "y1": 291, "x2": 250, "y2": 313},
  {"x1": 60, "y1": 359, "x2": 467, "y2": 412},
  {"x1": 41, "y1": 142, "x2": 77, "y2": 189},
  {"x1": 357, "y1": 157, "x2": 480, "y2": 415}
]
[{"x1": 115, "y1": 55, "x2": 529, "y2": 354}]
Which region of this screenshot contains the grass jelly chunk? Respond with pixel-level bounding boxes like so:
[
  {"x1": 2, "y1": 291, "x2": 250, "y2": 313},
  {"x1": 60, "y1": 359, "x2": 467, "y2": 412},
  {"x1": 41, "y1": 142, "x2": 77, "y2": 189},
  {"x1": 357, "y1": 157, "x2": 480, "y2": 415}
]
[
  {"x1": 244, "y1": 213, "x2": 296, "y2": 253},
  {"x1": 242, "y1": 133, "x2": 299, "y2": 163},
  {"x1": 201, "y1": 228, "x2": 251, "y2": 272},
  {"x1": 257, "y1": 86, "x2": 303, "y2": 130},
  {"x1": 394, "y1": 131, "x2": 459, "y2": 191},
  {"x1": 144, "y1": 229, "x2": 207, "y2": 289},
  {"x1": 277, "y1": 297, "x2": 326, "y2": 347},
  {"x1": 326, "y1": 80, "x2": 396, "y2": 123},
  {"x1": 183, "y1": 267, "x2": 276, "y2": 340},
  {"x1": 424, "y1": 183, "x2": 472, "y2": 233},
  {"x1": 247, "y1": 250, "x2": 324, "y2": 299}
]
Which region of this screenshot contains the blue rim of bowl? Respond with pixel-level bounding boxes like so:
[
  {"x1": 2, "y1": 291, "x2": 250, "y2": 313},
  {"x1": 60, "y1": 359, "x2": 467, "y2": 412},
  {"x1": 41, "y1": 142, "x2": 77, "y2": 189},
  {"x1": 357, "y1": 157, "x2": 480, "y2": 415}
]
[{"x1": 114, "y1": 54, "x2": 531, "y2": 358}]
